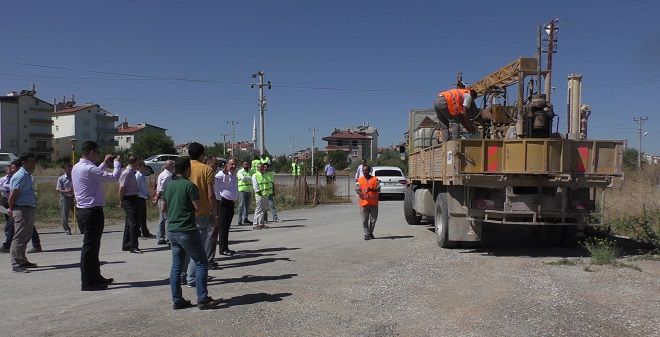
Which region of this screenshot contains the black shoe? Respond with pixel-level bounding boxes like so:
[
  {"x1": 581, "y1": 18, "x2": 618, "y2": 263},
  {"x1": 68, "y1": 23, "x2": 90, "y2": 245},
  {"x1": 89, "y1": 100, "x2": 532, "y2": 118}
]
[
  {"x1": 244, "y1": 219, "x2": 253, "y2": 225},
  {"x1": 81, "y1": 283, "x2": 108, "y2": 291},
  {"x1": 12, "y1": 266, "x2": 30, "y2": 273},
  {"x1": 369, "y1": 233, "x2": 375, "y2": 239},
  {"x1": 157, "y1": 239, "x2": 167, "y2": 245},
  {"x1": 21, "y1": 261, "x2": 38, "y2": 268},
  {"x1": 0, "y1": 246, "x2": 9, "y2": 253},
  {"x1": 129, "y1": 248, "x2": 143, "y2": 254},
  {"x1": 173, "y1": 299, "x2": 194, "y2": 310},
  {"x1": 27, "y1": 246, "x2": 42, "y2": 253},
  {"x1": 142, "y1": 233, "x2": 156, "y2": 239},
  {"x1": 364, "y1": 235, "x2": 371, "y2": 240},
  {"x1": 97, "y1": 277, "x2": 114, "y2": 284},
  {"x1": 197, "y1": 297, "x2": 222, "y2": 310},
  {"x1": 220, "y1": 249, "x2": 235, "y2": 256}
]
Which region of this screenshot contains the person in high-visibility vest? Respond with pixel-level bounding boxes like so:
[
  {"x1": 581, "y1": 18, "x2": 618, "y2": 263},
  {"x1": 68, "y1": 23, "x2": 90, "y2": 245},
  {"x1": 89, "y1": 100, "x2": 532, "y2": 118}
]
[
  {"x1": 291, "y1": 158, "x2": 301, "y2": 183},
  {"x1": 236, "y1": 161, "x2": 253, "y2": 226},
  {"x1": 250, "y1": 157, "x2": 261, "y2": 175},
  {"x1": 260, "y1": 154, "x2": 271, "y2": 166},
  {"x1": 251, "y1": 163, "x2": 272, "y2": 229},
  {"x1": 263, "y1": 163, "x2": 281, "y2": 223},
  {"x1": 355, "y1": 164, "x2": 380, "y2": 240},
  {"x1": 433, "y1": 88, "x2": 479, "y2": 140}
]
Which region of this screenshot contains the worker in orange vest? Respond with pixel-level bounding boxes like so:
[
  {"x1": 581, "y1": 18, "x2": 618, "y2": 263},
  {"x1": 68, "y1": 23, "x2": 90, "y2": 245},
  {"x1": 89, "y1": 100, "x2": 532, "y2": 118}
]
[
  {"x1": 355, "y1": 164, "x2": 380, "y2": 241},
  {"x1": 433, "y1": 88, "x2": 479, "y2": 140}
]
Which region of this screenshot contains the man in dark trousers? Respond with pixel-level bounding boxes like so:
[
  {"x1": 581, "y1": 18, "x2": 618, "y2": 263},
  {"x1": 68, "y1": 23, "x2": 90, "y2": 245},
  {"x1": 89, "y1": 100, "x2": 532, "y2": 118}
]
[
  {"x1": 214, "y1": 158, "x2": 238, "y2": 258},
  {"x1": 72, "y1": 141, "x2": 121, "y2": 291},
  {"x1": 120, "y1": 156, "x2": 141, "y2": 253}
]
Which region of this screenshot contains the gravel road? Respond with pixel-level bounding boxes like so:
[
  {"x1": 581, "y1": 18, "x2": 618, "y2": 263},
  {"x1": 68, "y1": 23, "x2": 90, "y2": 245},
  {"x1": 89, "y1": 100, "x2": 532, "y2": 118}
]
[{"x1": 0, "y1": 199, "x2": 658, "y2": 337}]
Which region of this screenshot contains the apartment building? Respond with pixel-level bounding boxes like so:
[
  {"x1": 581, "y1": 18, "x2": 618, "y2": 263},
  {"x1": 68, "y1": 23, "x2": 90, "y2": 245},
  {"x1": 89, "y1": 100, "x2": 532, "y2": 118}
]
[
  {"x1": 0, "y1": 89, "x2": 54, "y2": 160},
  {"x1": 322, "y1": 123, "x2": 378, "y2": 163},
  {"x1": 52, "y1": 102, "x2": 119, "y2": 160},
  {"x1": 115, "y1": 119, "x2": 167, "y2": 151}
]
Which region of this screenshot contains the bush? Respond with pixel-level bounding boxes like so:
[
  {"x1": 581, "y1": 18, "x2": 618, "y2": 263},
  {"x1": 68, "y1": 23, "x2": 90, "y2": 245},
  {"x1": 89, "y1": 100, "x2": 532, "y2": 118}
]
[{"x1": 583, "y1": 237, "x2": 620, "y2": 265}]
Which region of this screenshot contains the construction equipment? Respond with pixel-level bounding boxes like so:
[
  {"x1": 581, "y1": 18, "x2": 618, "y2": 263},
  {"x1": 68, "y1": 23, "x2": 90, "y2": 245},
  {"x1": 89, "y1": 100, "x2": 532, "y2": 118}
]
[{"x1": 403, "y1": 34, "x2": 623, "y2": 248}]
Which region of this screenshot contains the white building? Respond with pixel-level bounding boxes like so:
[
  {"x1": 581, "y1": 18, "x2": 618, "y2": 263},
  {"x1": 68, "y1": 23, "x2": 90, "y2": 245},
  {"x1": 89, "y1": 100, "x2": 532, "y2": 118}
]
[
  {"x1": 52, "y1": 102, "x2": 119, "y2": 160},
  {"x1": 0, "y1": 89, "x2": 54, "y2": 160},
  {"x1": 115, "y1": 119, "x2": 167, "y2": 151}
]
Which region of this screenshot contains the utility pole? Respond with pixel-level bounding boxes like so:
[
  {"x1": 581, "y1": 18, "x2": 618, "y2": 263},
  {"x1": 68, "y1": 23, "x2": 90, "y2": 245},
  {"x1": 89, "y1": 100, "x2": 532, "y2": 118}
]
[
  {"x1": 544, "y1": 18, "x2": 559, "y2": 103},
  {"x1": 633, "y1": 116, "x2": 648, "y2": 168},
  {"x1": 220, "y1": 132, "x2": 229, "y2": 157},
  {"x1": 310, "y1": 128, "x2": 318, "y2": 176},
  {"x1": 251, "y1": 71, "x2": 271, "y2": 156},
  {"x1": 536, "y1": 24, "x2": 542, "y2": 94},
  {"x1": 226, "y1": 120, "x2": 238, "y2": 155},
  {"x1": 289, "y1": 136, "x2": 297, "y2": 159}
]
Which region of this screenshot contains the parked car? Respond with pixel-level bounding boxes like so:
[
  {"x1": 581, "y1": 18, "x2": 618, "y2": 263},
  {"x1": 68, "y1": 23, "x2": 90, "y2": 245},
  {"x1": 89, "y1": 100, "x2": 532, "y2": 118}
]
[
  {"x1": 0, "y1": 153, "x2": 18, "y2": 171},
  {"x1": 371, "y1": 166, "x2": 407, "y2": 198},
  {"x1": 143, "y1": 154, "x2": 181, "y2": 176}
]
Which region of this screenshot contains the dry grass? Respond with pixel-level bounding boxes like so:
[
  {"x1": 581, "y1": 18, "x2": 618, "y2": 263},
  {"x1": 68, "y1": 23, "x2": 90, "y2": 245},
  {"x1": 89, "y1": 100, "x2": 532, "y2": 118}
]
[{"x1": 604, "y1": 166, "x2": 660, "y2": 219}]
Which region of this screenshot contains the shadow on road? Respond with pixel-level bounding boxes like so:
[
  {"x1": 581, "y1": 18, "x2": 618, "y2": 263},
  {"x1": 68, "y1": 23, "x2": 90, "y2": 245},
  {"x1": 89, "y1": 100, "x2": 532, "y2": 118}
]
[
  {"x1": 239, "y1": 247, "x2": 301, "y2": 254},
  {"x1": 461, "y1": 246, "x2": 589, "y2": 258},
  {"x1": 110, "y1": 278, "x2": 170, "y2": 289},
  {"x1": 373, "y1": 235, "x2": 414, "y2": 240},
  {"x1": 42, "y1": 247, "x2": 82, "y2": 253},
  {"x1": 229, "y1": 229, "x2": 252, "y2": 233},
  {"x1": 278, "y1": 219, "x2": 307, "y2": 223},
  {"x1": 215, "y1": 253, "x2": 277, "y2": 261},
  {"x1": 217, "y1": 292, "x2": 293, "y2": 308},
  {"x1": 269, "y1": 224, "x2": 306, "y2": 229},
  {"x1": 229, "y1": 239, "x2": 260, "y2": 245},
  {"x1": 208, "y1": 273, "x2": 298, "y2": 286},
  {"x1": 32, "y1": 260, "x2": 126, "y2": 271},
  {"x1": 221, "y1": 257, "x2": 292, "y2": 269},
  {"x1": 140, "y1": 246, "x2": 171, "y2": 253}
]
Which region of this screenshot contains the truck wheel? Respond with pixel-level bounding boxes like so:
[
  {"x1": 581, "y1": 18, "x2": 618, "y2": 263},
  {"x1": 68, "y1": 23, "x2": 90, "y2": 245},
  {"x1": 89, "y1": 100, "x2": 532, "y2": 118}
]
[
  {"x1": 435, "y1": 193, "x2": 457, "y2": 248},
  {"x1": 404, "y1": 187, "x2": 422, "y2": 225}
]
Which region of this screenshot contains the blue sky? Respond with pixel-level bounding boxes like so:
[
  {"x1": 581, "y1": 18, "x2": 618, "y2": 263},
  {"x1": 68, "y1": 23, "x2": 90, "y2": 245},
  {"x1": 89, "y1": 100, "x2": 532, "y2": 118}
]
[{"x1": 1, "y1": 0, "x2": 659, "y2": 155}]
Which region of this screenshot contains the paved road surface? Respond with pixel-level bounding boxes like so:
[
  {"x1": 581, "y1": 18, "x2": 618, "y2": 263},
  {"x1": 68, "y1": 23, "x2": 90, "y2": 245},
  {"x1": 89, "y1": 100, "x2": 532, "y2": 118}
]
[{"x1": 0, "y1": 200, "x2": 658, "y2": 337}]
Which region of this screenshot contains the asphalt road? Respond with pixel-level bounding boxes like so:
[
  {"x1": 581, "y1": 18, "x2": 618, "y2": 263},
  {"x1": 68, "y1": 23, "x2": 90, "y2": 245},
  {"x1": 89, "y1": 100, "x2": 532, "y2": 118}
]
[{"x1": 0, "y1": 199, "x2": 658, "y2": 337}]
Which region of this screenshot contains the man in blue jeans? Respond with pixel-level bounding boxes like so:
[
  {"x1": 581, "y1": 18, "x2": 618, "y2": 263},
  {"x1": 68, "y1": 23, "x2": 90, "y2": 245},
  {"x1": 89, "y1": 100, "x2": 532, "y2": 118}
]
[{"x1": 162, "y1": 156, "x2": 220, "y2": 310}]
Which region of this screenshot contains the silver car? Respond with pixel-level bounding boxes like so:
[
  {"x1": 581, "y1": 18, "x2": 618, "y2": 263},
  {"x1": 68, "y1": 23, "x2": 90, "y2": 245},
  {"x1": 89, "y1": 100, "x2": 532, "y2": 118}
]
[
  {"x1": 0, "y1": 153, "x2": 18, "y2": 171},
  {"x1": 144, "y1": 154, "x2": 181, "y2": 176},
  {"x1": 372, "y1": 166, "x2": 407, "y2": 198}
]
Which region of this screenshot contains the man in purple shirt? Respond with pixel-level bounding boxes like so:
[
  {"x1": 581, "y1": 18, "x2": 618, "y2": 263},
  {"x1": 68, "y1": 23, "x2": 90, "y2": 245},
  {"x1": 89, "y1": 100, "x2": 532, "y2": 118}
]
[
  {"x1": 72, "y1": 141, "x2": 121, "y2": 291},
  {"x1": 214, "y1": 159, "x2": 238, "y2": 259},
  {"x1": 120, "y1": 156, "x2": 141, "y2": 254}
]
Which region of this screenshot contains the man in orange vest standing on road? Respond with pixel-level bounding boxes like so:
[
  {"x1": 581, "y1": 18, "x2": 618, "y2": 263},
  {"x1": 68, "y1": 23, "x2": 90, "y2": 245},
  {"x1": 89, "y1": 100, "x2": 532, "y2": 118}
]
[
  {"x1": 355, "y1": 164, "x2": 380, "y2": 241},
  {"x1": 433, "y1": 87, "x2": 479, "y2": 140}
]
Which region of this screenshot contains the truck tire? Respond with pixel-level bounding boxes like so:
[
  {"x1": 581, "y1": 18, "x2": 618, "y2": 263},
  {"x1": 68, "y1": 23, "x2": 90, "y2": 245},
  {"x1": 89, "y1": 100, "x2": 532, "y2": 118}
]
[
  {"x1": 404, "y1": 187, "x2": 422, "y2": 225},
  {"x1": 435, "y1": 193, "x2": 457, "y2": 248}
]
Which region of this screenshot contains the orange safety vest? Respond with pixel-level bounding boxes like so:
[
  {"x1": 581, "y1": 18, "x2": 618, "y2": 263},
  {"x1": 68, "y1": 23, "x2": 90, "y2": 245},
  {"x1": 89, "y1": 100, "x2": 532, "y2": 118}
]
[
  {"x1": 356, "y1": 175, "x2": 379, "y2": 207},
  {"x1": 439, "y1": 89, "x2": 471, "y2": 117}
]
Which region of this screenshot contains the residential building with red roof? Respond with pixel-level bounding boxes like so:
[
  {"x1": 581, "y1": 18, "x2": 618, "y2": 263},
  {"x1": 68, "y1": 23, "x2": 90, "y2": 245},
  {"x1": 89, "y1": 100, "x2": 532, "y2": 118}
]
[
  {"x1": 322, "y1": 123, "x2": 378, "y2": 163},
  {"x1": 115, "y1": 119, "x2": 167, "y2": 151},
  {"x1": 52, "y1": 99, "x2": 119, "y2": 160}
]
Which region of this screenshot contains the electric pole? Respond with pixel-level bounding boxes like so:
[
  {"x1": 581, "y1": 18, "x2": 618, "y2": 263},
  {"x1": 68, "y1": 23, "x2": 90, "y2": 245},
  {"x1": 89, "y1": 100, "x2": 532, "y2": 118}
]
[
  {"x1": 310, "y1": 128, "x2": 318, "y2": 176},
  {"x1": 226, "y1": 120, "x2": 238, "y2": 155},
  {"x1": 220, "y1": 132, "x2": 229, "y2": 157},
  {"x1": 633, "y1": 116, "x2": 648, "y2": 168},
  {"x1": 251, "y1": 71, "x2": 271, "y2": 156},
  {"x1": 289, "y1": 136, "x2": 297, "y2": 159}
]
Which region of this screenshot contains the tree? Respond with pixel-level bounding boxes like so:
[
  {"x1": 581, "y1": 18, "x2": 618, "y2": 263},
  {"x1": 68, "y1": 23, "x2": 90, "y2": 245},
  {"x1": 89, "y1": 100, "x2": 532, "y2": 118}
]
[
  {"x1": 130, "y1": 132, "x2": 176, "y2": 159},
  {"x1": 327, "y1": 151, "x2": 349, "y2": 170},
  {"x1": 377, "y1": 148, "x2": 407, "y2": 174},
  {"x1": 623, "y1": 148, "x2": 647, "y2": 171}
]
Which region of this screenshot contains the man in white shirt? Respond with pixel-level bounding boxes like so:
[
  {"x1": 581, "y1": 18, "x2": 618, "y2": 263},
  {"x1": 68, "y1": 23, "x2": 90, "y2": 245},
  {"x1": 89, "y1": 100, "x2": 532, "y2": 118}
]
[
  {"x1": 152, "y1": 160, "x2": 174, "y2": 245},
  {"x1": 213, "y1": 159, "x2": 238, "y2": 262}
]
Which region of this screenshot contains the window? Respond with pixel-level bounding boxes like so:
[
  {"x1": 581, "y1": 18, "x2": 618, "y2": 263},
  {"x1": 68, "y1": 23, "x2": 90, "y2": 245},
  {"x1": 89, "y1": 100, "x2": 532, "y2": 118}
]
[
  {"x1": 351, "y1": 150, "x2": 358, "y2": 157},
  {"x1": 352, "y1": 140, "x2": 358, "y2": 146},
  {"x1": 55, "y1": 125, "x2": 59, "y2": 131},
  {"x1": 337, "y1": 140, "x2": 343, "y2": 146},
  {"x1": 127, "y1": 137, "x2": 132, "y2": 143}
]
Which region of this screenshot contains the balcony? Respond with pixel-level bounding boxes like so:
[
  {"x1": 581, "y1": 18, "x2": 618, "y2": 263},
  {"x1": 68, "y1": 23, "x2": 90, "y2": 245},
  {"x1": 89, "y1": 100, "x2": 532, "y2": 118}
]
[
  {"x1": 29, "y1": 118, "x2": 54, "y2": 125},
  {"x1": 29, "y1": 147, "x2": 54, "y2": 153},
  {"x1": 29, "y1": 133, "x2": 54, "y2": 139}
]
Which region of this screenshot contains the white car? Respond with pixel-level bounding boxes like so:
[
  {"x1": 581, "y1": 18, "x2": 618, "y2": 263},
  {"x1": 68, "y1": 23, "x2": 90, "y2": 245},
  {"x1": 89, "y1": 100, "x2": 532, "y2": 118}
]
[
  {"x1": 0, "y1": 153, "x2": 18, "y2": 171},
  {"x1": 144, "y1": 154, "x2": 181, "y2": 176},
  {"x1": 372, "y1": 166, "x2": 407, "y2": 198}
]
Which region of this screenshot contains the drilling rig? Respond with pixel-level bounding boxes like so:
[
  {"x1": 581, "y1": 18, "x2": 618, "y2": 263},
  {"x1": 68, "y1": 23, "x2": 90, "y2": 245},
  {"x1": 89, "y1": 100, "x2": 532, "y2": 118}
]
[{"x1": 403, "y1": 24, "x2": 623, "y2": 248}]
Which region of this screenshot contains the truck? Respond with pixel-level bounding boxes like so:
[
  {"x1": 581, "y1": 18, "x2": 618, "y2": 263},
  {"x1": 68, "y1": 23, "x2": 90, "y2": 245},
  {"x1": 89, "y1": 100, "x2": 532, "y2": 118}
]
[{"x1": 403, "y1": 56, "x2": 624, "y2": 248}]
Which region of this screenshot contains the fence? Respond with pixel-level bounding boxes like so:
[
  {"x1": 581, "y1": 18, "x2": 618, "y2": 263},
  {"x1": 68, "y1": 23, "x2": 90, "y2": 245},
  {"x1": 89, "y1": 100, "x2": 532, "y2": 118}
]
[{"x1": 272, "y1": 173, "x2": 353, "y2": 205}]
